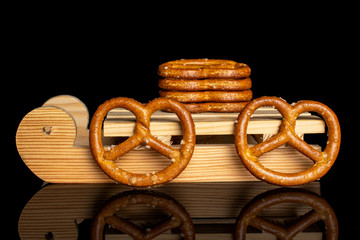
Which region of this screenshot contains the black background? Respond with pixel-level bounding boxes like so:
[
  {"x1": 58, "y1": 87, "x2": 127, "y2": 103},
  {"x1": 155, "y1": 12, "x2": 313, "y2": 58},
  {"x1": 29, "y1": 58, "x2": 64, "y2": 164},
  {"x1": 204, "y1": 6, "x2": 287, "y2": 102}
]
[{"x1": 6, "y1": 5, "x2": 358, "y2": 239}]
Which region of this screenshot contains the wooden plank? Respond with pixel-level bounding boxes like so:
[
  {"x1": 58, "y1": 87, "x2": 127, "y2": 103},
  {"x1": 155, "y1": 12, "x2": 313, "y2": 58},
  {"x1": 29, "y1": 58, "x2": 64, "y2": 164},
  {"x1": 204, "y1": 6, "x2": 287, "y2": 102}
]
[
  {"x1": 104, "y1": 108, "x2": 325, "y2": 136},
  {"x1": 17, "y1": 140, "x2": 319, "y2": 184},
  {"x1": 106, "y1": 106, "x2": 312, "y2": 119}
]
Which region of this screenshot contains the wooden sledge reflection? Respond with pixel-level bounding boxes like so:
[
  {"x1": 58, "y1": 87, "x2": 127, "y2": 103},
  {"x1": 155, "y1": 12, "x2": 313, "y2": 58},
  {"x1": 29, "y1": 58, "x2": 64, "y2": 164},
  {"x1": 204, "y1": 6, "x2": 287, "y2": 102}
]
[{"x1": 18, "y1": 181, "x2": 324, "y2": 239}]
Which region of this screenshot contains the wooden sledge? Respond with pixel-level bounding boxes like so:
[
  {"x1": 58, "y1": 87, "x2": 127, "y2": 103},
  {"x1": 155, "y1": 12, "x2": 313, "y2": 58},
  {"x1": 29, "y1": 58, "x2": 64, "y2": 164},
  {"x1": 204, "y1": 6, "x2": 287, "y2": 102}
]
[{"x1": 16, "y1": 95, "x2": 325, "y2": 183}]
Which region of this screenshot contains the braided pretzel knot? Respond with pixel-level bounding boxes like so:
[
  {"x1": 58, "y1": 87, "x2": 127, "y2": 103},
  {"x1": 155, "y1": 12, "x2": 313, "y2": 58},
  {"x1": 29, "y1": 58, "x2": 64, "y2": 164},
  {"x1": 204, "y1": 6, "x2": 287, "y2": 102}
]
[
  {"x1": 89, "y1": 97, "x2": 195, "y2": 187},
  {"x1": 235, "y1": 188, "x2": 338, "y2": 239},
  {"x1": 235, "y1": 96, "x2": 341, "y2": 186},
  {"x1": 91, "y1": 190, "x2": 195, "y2": 240}
]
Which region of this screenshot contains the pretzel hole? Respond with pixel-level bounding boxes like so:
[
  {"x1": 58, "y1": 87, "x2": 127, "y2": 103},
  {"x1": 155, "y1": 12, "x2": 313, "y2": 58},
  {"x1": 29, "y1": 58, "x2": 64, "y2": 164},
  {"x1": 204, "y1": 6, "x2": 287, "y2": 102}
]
[
  {"x1": 247, "y1": 203, "x2": 322, "y2": 237},
  {"x1": 258, "y1": 202, "x2": 313, "y2": 218},
  {"x1": 254, "y1": 137, "x2": 319, "y2": 174},
  {"x1": 104, "y1": 203, "x2": 183, "y2": 237},
  {"x1": 115, "y1": 203, "x2": 170, "y2": 220},
  {"x1": 303, "y1": 133, "x2": 328, "y2": 152},
  {"x1": 103, "y1": 108, "x2": 137, "y2": 147},
  {"x1": 302, "y1": 111, "x2": 329, "y2": 151},
  {"x1": 102, "y1": 137, "x2": 173, "y2": 174},
  {"x1": 104, "y1": 108, "x2": 171, "y2": 149},
  {"x1": 149, "y1": 110, "x2": 183, "y2": 145},
  {"x1": 149, "y1": 110, "x2": 183, "y2": 149},
  {"x1": 257, "y1": 147, "x2": 318, "y2": 173},
  {"x1": 109, "y1": 144, "x2": 173, "y2": 175}
]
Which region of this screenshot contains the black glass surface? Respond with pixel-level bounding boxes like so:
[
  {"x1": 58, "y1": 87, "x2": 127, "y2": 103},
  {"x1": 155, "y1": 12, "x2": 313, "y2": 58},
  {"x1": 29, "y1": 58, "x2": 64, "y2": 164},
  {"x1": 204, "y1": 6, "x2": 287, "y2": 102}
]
[{"x1": 11, "y1": 171, "x2": 358, "y2": 239}]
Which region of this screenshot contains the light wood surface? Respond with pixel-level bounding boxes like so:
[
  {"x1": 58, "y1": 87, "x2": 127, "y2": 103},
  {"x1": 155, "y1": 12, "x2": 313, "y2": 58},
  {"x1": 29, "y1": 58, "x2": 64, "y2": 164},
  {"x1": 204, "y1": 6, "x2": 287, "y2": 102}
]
[
  {"x1": 15, "y1": 105, "x2": 318, "y2": 183},
  {"x1": 104, "y1": 108, "x2": 325, "y2": 136}
]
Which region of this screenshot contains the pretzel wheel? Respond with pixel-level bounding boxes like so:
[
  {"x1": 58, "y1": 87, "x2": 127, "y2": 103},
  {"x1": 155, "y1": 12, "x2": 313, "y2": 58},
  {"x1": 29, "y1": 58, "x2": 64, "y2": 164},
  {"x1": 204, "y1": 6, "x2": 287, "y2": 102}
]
[
  {"x1": 158, "y1": 77, "x2": 252, "y2": 91},
  {"x1": 235, "y1": 188, "x2": 338, "y2": 239},
  {"x1": 91, "y1": 190, "x2": 195, "y2": 240},
  {"x1": 89, "y1": 97, "x2": 196, "y2": 187},
  {"x1": 234, "y1": 96, "x2": 341, "y2": 186},
  {"x1": 158, "y1": 59, "x2": 251, "y2": 79},
  {"x1": 160, "y1": 90, "x2": 253, "y2": 103},
  {"x1": 183, "y1": 102, "x2": 249, "y2": 113}
]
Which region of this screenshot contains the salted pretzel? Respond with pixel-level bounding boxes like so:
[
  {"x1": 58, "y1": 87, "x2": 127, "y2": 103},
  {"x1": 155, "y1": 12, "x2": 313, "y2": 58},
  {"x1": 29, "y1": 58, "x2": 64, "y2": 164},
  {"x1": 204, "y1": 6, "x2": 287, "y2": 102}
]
[
  {"x1": 159, "y1": 77, "x2": 252, "y2": 91},
  {"x1": 91, "y1": 190, "x2": 195, "y2": 240},
  {"x1": 158, "y1": 59, "x2": 251, "y2": 79},
  {"x1": 160, "y1": 90, "x2": 253, "y2": 103},
  {"x1": 234, "y1": 96, "x2": 341, "y2": 186},
  {"x1": 89, "y1": 97, "x2": 196, "y2": 187},
  {"x1": 235, "y1": 188, "x2": 338, "y2": 239}
]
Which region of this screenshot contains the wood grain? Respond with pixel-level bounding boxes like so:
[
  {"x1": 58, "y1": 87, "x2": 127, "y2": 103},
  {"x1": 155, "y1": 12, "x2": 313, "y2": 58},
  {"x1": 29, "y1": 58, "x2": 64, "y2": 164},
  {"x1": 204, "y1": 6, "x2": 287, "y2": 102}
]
[
  {"x1": 104, "y1": 108, "x2": 325, "y2": 136},
  {"x1": 15, "y1": 95, "x2": 325, "y2": 184},
  {"x1": 16, "y1": 107, "x2": 318, "y2": 183}
]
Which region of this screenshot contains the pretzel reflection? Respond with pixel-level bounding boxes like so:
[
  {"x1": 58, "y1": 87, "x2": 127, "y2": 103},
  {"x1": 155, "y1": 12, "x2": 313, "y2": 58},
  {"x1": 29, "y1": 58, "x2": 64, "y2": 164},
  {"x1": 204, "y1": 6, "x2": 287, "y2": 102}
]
[
  {"x1": 91, "y1": 190, "x2": 195, "y2": 240},
  {"x1": 235, "y1": 188, "x2": 338, "y2": 240}
]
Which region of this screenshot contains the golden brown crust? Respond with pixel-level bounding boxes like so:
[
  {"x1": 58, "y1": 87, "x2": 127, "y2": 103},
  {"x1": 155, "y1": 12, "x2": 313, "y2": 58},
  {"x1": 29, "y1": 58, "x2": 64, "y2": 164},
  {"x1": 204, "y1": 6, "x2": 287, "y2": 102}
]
[
  {"x1": 89, "y1": 97, "x2": 196, "y2": 187},
  {"x1": 158, "y1": 59, "x2": 251, "y2": 79},
  {"x1": 183, "y1": 102, "x2": 249, "y2": 113},
  {"x1": 234, "y1": 96, "x2": 341, "y2": 186},
  {"x1": 159, "y1": 77, "x2": 252, "y2": 91},
  {"x1": 159, "y1": 90, "x2": 253, "y2": 103}
]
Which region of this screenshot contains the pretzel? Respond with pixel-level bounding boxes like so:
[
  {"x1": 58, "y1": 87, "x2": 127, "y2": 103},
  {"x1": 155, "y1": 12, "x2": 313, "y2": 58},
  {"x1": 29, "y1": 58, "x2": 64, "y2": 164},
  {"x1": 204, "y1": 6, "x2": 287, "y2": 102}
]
[
  {"x1": 91, "y1": 190, "x2": 195, "y2": 240},
  {"x1": 234, "y1": 96, "x2": 341, "y2": 186},
  {"x1": 235, "y1": 188, "x2": 338, "y2": 239},
  {"x1": 158, "y1": 59, "x2": 251, "y2": 79},
  {"x1": 182, "y1": 102, "x2": 249, "y2": 113},
  {"x1": 89, "y1": 97, "x2": 196, "y2": 187},
  {"x1": 160, "y1": 90, "x2": 253, "y2": 103},
  {"x1": 159, "y1": 77, "x2": 252, "y2": 91}
]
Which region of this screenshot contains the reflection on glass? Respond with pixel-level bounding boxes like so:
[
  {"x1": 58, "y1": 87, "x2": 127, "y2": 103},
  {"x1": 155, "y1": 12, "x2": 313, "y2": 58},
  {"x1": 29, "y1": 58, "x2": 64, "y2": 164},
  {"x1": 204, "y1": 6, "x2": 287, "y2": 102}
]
[
  {"x1": 91, "y1": 190, "x2": 195, "y2": 239},
  {"x1": 18, "y1": 182, "x2": 337, "y2": 239},
  {"x1": 235, "y1": 188, "x2": 338, "y2": 240}
]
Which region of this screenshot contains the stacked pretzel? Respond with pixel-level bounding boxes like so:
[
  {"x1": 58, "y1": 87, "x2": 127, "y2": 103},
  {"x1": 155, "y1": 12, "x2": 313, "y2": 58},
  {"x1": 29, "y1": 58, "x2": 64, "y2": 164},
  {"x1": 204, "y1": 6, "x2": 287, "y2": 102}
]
[{"x1": 158, "y1": 59, "x2": 253, "y2": 113}]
